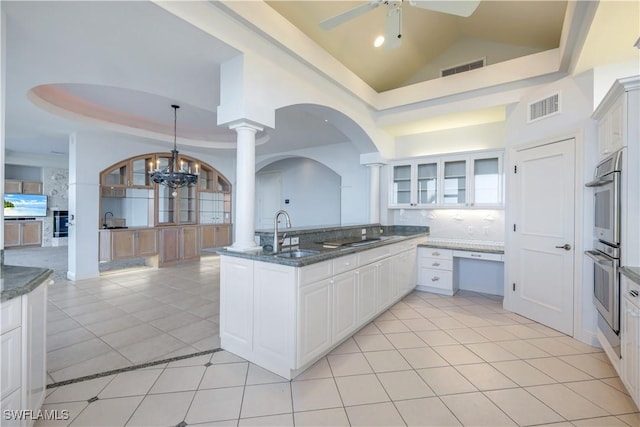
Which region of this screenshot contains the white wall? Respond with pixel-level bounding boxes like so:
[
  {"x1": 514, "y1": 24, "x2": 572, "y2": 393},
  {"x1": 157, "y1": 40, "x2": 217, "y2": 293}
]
[
  {"x1": 394, "y1": 122, "x2": 505, "y2": 158},
  {"x1": 257, "y1": 142, "x2": 369, "y2": 226},
  {"x1": 256, "y1": 157, "x2": 341, "y2": 229},
  {"x1": 503, "y1": 72, "x2": 598, "y2": 345},
  {"x1": 404, "y1": 38, "x2": 544, "y2": 86},
  {"x1": 393, "y1": 209, "x2": 505, "y2": 242}
]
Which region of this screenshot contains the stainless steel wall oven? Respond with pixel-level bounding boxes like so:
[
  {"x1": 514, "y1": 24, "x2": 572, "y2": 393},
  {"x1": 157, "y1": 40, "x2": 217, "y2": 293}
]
[{"x1": 585, "y1": 149, "x2": 623, "y2": 357}]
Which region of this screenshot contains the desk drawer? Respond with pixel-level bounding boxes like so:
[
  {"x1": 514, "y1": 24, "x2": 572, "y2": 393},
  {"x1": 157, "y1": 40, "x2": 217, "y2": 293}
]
[
  {"x1": 453, "y1": 250, "x2": 503, "y2": 262},
  {"x1": 419, "y1": 247, "x2": 453, "y2": 260},
  {"x1": 422, "y1": 258, "x2": 453, "y2": 271},
  {"x1": 418, "y1": 268, "x2": 453, "y2": 291}
]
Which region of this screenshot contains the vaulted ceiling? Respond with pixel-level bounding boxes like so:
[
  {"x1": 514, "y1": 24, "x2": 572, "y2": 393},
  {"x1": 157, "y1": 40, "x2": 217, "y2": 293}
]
[{"x1": 267, "y1": 1, "x2": 568, "y2": 92}]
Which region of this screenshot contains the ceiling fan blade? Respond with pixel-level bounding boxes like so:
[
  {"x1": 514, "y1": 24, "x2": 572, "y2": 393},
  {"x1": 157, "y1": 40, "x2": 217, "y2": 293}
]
[
  {"x1": 409, "y1": 0, "x2": 480, "y2": 17},
  {"x1": 384, "y1": 6, "x2": 402, "y2": 50},
  {"x1": 319, "y1": 1, "x2": 382, "y2": 30}
]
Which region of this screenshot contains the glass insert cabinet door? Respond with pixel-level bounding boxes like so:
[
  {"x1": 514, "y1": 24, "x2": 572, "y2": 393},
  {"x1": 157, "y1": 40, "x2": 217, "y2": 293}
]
[
  {"x1": 443, "y1": 160, "x2": 466, "y2": 204},
  {"x1": 417, "y1": 162, "x2": 437, "y2": 205},
  {"x1": 392, "y1": 165, "x2": 412, "y2": 205},
  {"x1": 473, "y1": 157, "x2": 501, "y2": 204}
]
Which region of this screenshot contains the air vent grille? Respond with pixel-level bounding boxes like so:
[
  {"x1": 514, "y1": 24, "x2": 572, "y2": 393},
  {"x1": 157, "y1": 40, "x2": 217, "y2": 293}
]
[
  {"x1": 441, "y1": 59, "x2": 485, "y2": 77},
  {"x1": 528, "y1": 93, "x2": 560, "y2": 122}
]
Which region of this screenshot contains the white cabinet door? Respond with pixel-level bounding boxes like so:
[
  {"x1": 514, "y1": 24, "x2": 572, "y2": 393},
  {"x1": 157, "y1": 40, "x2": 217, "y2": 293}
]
[
  {"x1": 0, "y1": 387, "x2": 23, "y2": 427},
  {"x1": 254, "y1": 263, "x2": 296, "y2": 370},
  {"x1": 375, "y1": 259, "x2": 392, "y2": 311},
  {"x1": 220, "y1": 257, "x2": 254, "y2": 354},
  {"x1": 1, "y1": 327, "x2": 22, "y2": 400},
  {"x1": 357, "y1": 264, "x2": 377, "y2": 325},
  {"x1": 393, "y1": 249, "x2": 417, "y2": 297},
  {"x1": 332, "y1": 271, "x2": 358, "y2": 344},
  {"x1": 298, "y1": 279, "x2": 332, "y2": 367},
  {"x1": 23, "y1": 283, "x2": 47, "y2": 415},
  {"x1": 621, "y1": 275, "x2": 640, "y2": 405}
]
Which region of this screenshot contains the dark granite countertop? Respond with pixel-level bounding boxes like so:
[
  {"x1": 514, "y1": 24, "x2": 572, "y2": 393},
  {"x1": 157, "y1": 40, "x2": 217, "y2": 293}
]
[
  {"x1": 1, "y1": 264, "x2": 53, "y2": 302},
  {"x1": 620, "y1": 266, "x2": 640, "y2": 285},
  {"x1": 218, "y1": 232, "x2": 429, "y2": 267},
  {"x1": 418, "y1": 239, "x2": 505, "y2": 254}
]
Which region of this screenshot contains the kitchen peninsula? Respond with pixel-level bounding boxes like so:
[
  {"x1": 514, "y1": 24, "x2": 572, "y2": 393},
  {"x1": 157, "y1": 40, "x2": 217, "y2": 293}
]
[
  {"x1": 1, "y1": 251, "x2": 52, "y2": 425},
  {"x1": 219, "y1": 224, "x2": 428, "y2": 379}
]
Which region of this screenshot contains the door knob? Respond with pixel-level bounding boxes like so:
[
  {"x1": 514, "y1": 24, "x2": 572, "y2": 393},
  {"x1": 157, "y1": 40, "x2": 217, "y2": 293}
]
[{"x1": 555, "y1": 244, "x2": 572, "y2": 251}]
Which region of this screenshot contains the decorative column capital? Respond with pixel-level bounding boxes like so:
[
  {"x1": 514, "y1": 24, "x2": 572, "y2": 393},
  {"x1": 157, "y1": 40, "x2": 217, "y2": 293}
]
[{"x1": 229, "y1": 120, "x2": 264, "y2": 133}]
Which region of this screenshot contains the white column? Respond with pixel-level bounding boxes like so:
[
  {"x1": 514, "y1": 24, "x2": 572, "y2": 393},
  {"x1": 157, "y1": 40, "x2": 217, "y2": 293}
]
[
  {"x1": 228, "y1": 122, "x2": 263, "y2": 252},
  {"x1": 367, "y1": 163, "x2": 383, "y2": 224}
]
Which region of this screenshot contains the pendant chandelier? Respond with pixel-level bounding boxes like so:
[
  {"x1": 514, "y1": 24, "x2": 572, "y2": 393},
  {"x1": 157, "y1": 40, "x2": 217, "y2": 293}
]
[{"x1": 149, "y1": 104, "x2": 199, "y2": 189}]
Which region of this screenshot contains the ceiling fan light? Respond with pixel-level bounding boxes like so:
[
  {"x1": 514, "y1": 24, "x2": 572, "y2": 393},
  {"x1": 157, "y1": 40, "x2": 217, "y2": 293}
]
[{"x1": 374, "y1": 35, "x2": 385, "y2": 47}]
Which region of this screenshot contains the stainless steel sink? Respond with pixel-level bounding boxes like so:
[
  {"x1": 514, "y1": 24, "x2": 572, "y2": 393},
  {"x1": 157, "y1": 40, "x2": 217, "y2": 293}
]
[{"x1": 275, "y1": 249, "x2": 320, "y2": 258}]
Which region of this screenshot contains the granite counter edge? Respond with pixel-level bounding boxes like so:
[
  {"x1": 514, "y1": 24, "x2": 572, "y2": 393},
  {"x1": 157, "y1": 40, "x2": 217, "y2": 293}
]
[{"x1": 1, "y1": 266, "x2": 53, "y2": 302}]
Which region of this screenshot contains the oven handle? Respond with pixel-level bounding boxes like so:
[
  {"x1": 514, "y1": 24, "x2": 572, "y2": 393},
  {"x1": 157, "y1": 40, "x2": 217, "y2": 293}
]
[
  {"x1": 585, "y1": 173, "x2": 616, "y2": 187},
  {"x1": 584, "y1": 250, "x2": 614, "y2": 265}
]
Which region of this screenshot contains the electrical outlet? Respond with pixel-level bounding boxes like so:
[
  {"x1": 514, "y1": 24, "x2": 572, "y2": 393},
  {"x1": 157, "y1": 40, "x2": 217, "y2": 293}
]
[
  {"x1": 361, "y1": 228, "x2": 367, "y2": 235},
  {"x1": 291, "y1": 237, "x2": 299, "y2": 245}
]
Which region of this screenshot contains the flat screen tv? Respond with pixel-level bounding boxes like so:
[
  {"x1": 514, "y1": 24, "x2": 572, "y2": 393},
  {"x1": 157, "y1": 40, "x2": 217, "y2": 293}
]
[{"x1": 4, "y1": 193, "x2": 48, "y2": 217}]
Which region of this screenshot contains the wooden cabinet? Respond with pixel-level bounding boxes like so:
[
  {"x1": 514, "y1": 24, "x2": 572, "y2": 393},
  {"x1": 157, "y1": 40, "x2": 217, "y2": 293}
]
[
  {"x1": 4, "y1": 180, "x2": 42, "y2": 195},
  {"x1": 418, "y1": 247, "x2": 455, "y2": 295},
  {"x1": 99, "y1": 228, "x2": 158, "y2": 262},
  {"x1": 1, "y1": 278, "x2": 49, "y2": 427},
  {"x1": 390, "y1": 150, "x2": 503, "y2": 208},
  {"x1": 621, "y1": 274, "x2": 640, "y2": 407},
  {"x1": 4, "y1": 221, "x2": 42, "y2": 248},
  {"x1": 200, "y1": 224, "x2": 232, "y2": 250},
  {"x1": 159, "y1": 226, "x2": 200, "y2": 265}
]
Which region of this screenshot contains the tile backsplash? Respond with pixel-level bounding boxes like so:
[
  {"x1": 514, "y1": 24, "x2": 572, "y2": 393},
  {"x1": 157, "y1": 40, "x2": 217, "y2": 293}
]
[{"x1": 391, "y1": 209, "x2": 505, "y2": 242}]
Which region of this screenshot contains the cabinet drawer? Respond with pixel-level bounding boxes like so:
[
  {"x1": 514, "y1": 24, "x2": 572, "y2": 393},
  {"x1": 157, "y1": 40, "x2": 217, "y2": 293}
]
[
  {"x1": 419, "y1": 247, "x2": 453, "y2": 260},
  {"x1": 358, "y1": 246, "x2": 391, "y2": 266},
  {"x1": 333, "y1": 254, "x2": 358, "y2": 275},
  {"x1": 453, "y1": 250, "x2": 504, "y2": 262},
  {"x1": 422, "y1": 258, "x2": 453, "y2": 271},
  {"x1": 299, "y1": 260, "x2": 333, "y2": 286},
  {"x1": 419, "y1": 268, "x2": 453, "y2": 290},
  {"x1": 1, "y1": 297, "x2": 22, "y2": 334}
]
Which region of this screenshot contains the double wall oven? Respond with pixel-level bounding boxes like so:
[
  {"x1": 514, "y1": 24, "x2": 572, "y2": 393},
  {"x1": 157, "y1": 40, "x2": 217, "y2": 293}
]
[{"x1": 585, "y1": 149, "x2": 622, "y2": 357}]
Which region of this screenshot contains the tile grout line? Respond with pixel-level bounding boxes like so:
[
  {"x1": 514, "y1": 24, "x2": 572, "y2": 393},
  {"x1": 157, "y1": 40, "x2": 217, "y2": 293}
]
[{"x1": 47, "y1": 348, "x2": 222, "y2": 389}]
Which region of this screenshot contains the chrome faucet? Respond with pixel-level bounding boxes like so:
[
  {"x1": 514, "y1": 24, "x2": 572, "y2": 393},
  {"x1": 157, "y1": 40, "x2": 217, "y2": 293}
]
[
  {"x1": 103, "y1": 211, "x2": 113, "y2": 228},
  {"x1": 273, "y1": 210, "x2": 292, "y2": 254}
]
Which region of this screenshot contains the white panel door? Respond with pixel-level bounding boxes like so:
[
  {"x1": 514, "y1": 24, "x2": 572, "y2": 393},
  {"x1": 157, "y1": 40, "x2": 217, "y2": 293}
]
[
  {"x1": 332, "y1": 271, "x2": 358, "y2": 344},
  {"x1": 297, "y1": 279, "x2": 332, "y2": 367},
  {"x1": 256, "y1": 171, "x2": 282, "y2": 230},
  {"x1": 510, "y1": 138, "x2": 575, "y2": 335}
]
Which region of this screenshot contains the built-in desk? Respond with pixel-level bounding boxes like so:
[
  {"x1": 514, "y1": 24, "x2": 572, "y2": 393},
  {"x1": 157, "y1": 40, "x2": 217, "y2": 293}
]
[{"x1": 417, "y1": 239, "x2": 504, "y2": 296}]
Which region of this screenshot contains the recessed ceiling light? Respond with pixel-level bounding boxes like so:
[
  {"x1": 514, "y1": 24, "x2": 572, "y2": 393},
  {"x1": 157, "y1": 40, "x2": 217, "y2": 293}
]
[{"x1": 374, "y1": 35, "x2": 385, "y2": 48}]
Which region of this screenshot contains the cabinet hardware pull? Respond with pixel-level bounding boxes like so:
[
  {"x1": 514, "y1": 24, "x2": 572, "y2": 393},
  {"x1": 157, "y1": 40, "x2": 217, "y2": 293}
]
[
  {"x1": 630, "y1": 290, "x2": 639, "y2": 298},
  {"x1": 431, "y1": 276, "x2": 440, "y2": 281},
  {"x1": 432, "y1": 251, "x2": 440, "y2": 256},
  {"x1": 470, "y1": 254, "x2": 481, "y2": 257},
  {"x1": 432, "y1": 262, "x2": 440, "y2": 266}
]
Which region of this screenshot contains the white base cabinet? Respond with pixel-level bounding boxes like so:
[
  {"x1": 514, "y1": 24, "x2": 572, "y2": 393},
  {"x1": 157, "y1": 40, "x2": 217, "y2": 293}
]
[
  {"x1": 621, "y1": 274, "x2": 640, "y2": 407},
  {"x1": 417, "y1": 248, "x2": 455, "y2": 295},
  {"x1": 220, "y1": 237, "x2": 424, "y2": 379},
  {"x1": 0, "y1": 278, "x2": 49, "y2": 427}
]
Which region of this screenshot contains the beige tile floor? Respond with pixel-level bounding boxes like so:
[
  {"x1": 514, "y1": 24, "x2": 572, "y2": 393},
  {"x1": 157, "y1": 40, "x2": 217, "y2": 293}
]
[
  {"x1": 37, "y1": 257, "x2": 640, "y2": 426},
  {"x1": 45, "y1": 255, "x2": 220, "y2": 383}
]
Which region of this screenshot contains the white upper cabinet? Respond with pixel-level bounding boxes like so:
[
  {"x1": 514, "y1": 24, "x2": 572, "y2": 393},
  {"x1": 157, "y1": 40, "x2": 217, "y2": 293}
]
[{"x1": 389, "y1": 150, "x2": 503, "y2": 209}]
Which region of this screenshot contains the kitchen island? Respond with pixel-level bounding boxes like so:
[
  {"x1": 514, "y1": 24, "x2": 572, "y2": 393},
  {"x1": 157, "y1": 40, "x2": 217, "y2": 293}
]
[
  {"x1": 218, "y1": 225, "x2": 428, "y2": 379},
  {"x1": 1, "y1": 255, "x2": 52, "y2": 426}
]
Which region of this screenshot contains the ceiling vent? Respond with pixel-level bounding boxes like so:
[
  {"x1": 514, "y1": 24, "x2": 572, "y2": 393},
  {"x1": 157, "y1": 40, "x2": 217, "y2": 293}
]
[
  {"x1": 441, "y1": 58, "x2": 485, "y2": 77},
  {"x1": 528, "y1": 93, "x2": 561, "y2": 123}
]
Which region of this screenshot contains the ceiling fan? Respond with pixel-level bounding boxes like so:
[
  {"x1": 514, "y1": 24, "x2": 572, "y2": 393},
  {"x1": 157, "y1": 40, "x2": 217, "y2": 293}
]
[{"x1": 319, "y1": 0, "x2": 481, "y2": 50}]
